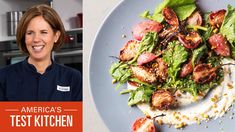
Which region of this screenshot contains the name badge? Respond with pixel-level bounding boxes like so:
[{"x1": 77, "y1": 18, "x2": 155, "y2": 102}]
[{"x1": 57, "y1": 85, "x2": 70, "y2": 92}]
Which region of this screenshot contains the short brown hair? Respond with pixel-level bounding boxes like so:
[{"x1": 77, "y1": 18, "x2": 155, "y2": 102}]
[{"x1": 16, "y1": 4, "x2": 65, "y2": 54}]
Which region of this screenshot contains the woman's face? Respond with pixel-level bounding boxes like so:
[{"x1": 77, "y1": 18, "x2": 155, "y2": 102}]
[{"x1": 25, "y1": 16, "x2": 60, "y2": 61}]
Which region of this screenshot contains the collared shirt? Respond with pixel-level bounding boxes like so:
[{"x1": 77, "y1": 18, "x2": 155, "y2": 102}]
[{"x1": 0, "y1": 58, "x2": 82, "y2": 101}]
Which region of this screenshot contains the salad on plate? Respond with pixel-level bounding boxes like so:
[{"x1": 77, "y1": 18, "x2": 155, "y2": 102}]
[{"x1": 109, "y1": 0, "x2": 235, "y2": 131}]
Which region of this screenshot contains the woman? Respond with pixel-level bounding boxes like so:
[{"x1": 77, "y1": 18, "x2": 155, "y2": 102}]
[{"x1": 0, "y1": 4, "x2": 82, "y2": 101}]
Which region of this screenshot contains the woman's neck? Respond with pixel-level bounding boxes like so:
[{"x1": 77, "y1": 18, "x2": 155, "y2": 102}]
[{"x1": 28, "y1": 57, "x2": 52, "y2": 74}]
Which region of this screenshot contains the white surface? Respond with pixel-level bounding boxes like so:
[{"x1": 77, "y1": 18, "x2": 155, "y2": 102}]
[{"x1": 84, "y1": 0, "x2": 120, "y2": 131}]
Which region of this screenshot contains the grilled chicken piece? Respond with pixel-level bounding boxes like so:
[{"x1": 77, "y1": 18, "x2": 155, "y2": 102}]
[
  {"x1": 159, "y1": 26, "x2": 178, "y2": 39},
  {"x1": 132, "y1": 117, "x2": 155, "y2": 132},
  {"x1": 131, "y1": 66, "x2": 157, "y2": 84},
  {"x1": 180, "y1": 59, "x2": 193, "y2": 78},
  {"x1": 155, "y1": 58, "x2": 168, "y2": 82},
  {"x1": 209, "y1": 9, "x2": 226, "y2": 28},
  {"x1": 178, "y1": 31, "x2": 202, "y2": 49},
  {"x1": 193, "y1": 64, "x2": 217, "y2": 84},
  {"x1": 187, "y1": 11, "x2": 203, "y2": 26},
  {"x1": 159, "y1": 26, "x2": 179, "y2": 46},
  {"x1": 159, "y1": 7, "x2": 179, "y2": 45},
  {"x1": 132, "y1": 20, "x2": 163, "y2": 41},
  {"x1": 208, "y1": 34, "x2": 230, "y2": 57},
  {"x1": 119, "y1": 40, "x2": 140, "y2": 61},
  {"x1": 162, "y1": 7, "x2": 179, "y2": 26},
  {"x1": 151, "y1": 90, "x2": 174, "y2": 110}
]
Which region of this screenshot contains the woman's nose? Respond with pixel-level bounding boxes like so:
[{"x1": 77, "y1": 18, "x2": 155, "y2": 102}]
[{"x1": 33, "y1": 33, "x2": 41, "y2": 42}]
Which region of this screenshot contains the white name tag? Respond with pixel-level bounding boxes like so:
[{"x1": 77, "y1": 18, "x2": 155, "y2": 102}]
[{"x1": 57, "y1": 85, "x2": 70, "y2": 92}]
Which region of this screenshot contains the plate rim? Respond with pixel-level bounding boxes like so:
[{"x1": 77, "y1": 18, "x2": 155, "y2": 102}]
[{"x1": 88, "y1": 0, "x2": 125, "y2": 131}]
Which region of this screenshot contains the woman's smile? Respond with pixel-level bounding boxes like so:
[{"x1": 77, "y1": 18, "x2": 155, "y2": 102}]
[{"x1": 32, "y1": 45, "x2": 45, "y2": 52}]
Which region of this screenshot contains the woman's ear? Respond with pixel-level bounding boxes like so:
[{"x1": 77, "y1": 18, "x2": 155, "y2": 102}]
[{"x1": 54, "y1": 31, "x2": 61, "y2": 43}]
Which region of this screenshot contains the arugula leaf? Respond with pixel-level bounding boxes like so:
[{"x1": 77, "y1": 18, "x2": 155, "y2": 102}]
[
  {"x1": 220, "y1": 5, "x2": 235, "y2": 58},
  {"x1": 196, "y1": 12, "x2": 213, "y2": 42},
  {"x1": 140, "y1": 11, "x2": 164, "y2": 22},
  {"x1": 203, "y1": 26, "x2": 213, "y2": 41},
  {"x1": 129, "y1": 78, "x2": 154, "y2": 88},
  {"x1": 175, "y1": 79, "x2": 198, "y2": 96},
  {"x1": 109, "y1": 62, "x2": 131, "y2": 89},
  {"x1": 141, "y1": 0, "x2": 196, "y2": 22},
  {"x1": 139, "y1": 32, "x2": 158, "y2": 53},
  {"x1": 120, "y1": 89, "x2": 132, "y2": 94},
  {"x1": 163, "y1": 41, "x2": 189, "y2": 82},
  {"x1": 176, "y1": 74, "x2": 222, "y2": 96},
  {"x1": 109, "y1": 62, "x2": 122, "y2": 75},
  {"x1": 128, "y1": 90, "x2": 144, "y2": 106},
  {"x1": 162, "y1": 41, "x2": 175, "y2": 64},
  {"x1": 140, "y1": 10, "x2": 151, "y2": 19},
  {"x1": 231, "y1": 42, "x2": 235, "y2": 59},
  {"x1": 207, "y1": 56, "x2": 221, "y2": 67},
  {"x1": 127, "y1": 86, "x2": 155, "y2": 106},
  {"x1": 129, "y1": 32, "x2": 158, "y2": 64},
  {"x1": 192, "y1": 44, "x2": 207, "y2": 67}
]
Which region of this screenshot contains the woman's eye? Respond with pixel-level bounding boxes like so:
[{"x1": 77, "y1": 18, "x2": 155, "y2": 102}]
[
  {"x1": 41, "y1": 31, "x2": 48, "y2": 34},
  {"x1": 26, "y1": 32, "x2": 32, "y2": 35}
]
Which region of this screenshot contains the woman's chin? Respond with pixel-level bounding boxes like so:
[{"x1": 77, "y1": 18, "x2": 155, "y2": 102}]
[{"x1": 29, "y1": 54, "x2": 50, "y2": 62}]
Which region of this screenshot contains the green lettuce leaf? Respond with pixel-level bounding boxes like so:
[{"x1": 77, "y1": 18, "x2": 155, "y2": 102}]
[
  {"x1": 172, "y1": 4, "x2": 197, "y2": 21},
  {"x1": 141, "y1": 0, "x2": 196, "y2": 22},
  {"x1": 220, "y1": 5, "x2": 235, "y2": 44},
  {"x1": 220, "y1": 5, "x2": 235, "y2": 58}
]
